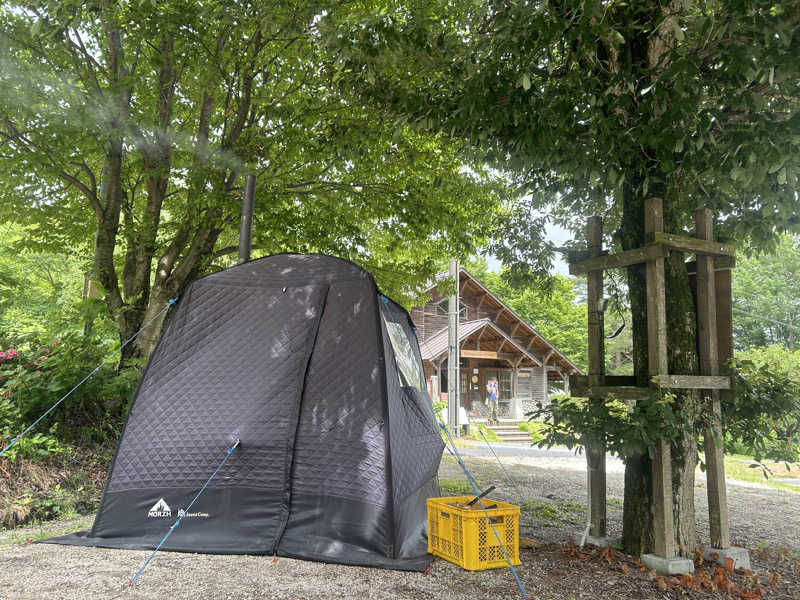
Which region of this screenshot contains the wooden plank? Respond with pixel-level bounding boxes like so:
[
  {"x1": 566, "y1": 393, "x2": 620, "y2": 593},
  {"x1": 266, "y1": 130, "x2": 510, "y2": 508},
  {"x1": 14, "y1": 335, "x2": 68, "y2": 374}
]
[
  {"x1": 569, "y1": 244, "x2": 668, "y2": 275},
  {"x1": 685, "y1": 255, "x2": 736, "y2": 275},
  {"x1": 568, "y1": 249, "x2": 608, "y2": 264},
  {"x1": 652, "y1": 232, "x2": 734, "y2": 257},
  {"x1": 586, "y1": 216, "x2": 607, "y2": 539},
  {"x1": 461, "y1": 349, "x2": 499, "y2": 359},
  {"x1": 645, "y1": 197, "x2": 676, "y2": 559},
  {"x1": 716, "y1": 266, "x2": 735, "y2": 405},
  {"x1": 654, "y1": 375, "x2": 731, "y2": 389},
  {"x1": 646, "y1": 201, "x2": 668, "y2": 377},
  {"x1": 652, "y1": 438, "x2": 675, "y2": 557},
  {"x1": 696, "y1": 209, "x2": 730, "y2": 550},
  {"x1": 571, "y1": 374, "x2": 637, "y2": 389},
  {"x1": 587, "y1": 386, "x2": 653, "y2": 400}
]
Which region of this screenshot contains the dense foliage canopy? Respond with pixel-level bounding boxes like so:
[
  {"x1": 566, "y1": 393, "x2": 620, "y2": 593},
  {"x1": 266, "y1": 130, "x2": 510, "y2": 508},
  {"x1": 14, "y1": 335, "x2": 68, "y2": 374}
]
[
  {"x1": 733, "y1": 234, "x2": 800, "y2": 350},
  {"x1": 324, "y1": 0, "x2": 800, "y2": 555},
  {"x1": 0, "y1": 0, "x2": 505, "y2": 359}
]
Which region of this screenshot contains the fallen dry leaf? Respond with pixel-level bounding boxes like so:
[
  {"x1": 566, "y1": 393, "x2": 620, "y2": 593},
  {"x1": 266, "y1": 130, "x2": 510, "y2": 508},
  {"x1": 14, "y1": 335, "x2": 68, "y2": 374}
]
[{"x1": 725, "y1": 556, "x2": 735, "y2": 573}]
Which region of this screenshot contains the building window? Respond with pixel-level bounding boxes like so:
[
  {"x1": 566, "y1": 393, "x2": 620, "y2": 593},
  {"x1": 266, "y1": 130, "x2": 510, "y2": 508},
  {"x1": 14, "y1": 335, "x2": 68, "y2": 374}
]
[{"x1": 499, "y1": 371, "x2": 512, "y2": 400}]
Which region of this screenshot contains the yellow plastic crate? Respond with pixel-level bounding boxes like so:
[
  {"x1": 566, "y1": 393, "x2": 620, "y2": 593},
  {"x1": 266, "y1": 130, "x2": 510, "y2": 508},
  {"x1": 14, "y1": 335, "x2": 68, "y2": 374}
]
[{"x1": 427, "y1": 495, "x2": 521, "y2": 571}]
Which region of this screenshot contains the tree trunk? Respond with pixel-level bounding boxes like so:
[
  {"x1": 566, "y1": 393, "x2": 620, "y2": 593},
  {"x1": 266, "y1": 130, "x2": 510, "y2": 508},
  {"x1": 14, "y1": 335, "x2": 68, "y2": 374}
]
[
  {"x1": 662, "y1": 190, "x2": 700, "y2": 557},
  {"x1": 620, "y1": 177, "x2": 653, "y2": 555},
  {"x1": 619, "y1": 175, "x2": 700, "y2": 557}
]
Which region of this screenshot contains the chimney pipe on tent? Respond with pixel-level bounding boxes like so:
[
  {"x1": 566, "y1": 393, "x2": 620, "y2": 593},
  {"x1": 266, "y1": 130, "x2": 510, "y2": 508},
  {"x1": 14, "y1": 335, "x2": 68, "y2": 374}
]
[
  {"x1": 238, "y1": 174, "x2": 256, "y2": 263},
  {"x1": 447, "y1": 258, "x2": 460, "y2": 436}
]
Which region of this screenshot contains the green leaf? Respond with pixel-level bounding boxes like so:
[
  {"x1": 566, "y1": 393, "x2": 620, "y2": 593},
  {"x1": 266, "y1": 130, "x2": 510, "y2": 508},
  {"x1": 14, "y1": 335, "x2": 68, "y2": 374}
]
[{"x1": 521, "y1": 73, "x2": 531, "y2": 91}]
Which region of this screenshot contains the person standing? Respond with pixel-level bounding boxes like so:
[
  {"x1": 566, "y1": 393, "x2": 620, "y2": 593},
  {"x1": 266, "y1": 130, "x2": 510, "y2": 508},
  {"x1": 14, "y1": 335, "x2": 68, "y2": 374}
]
[{"x1": 486, "y1": 378, "x2": 499, "y2": 425}]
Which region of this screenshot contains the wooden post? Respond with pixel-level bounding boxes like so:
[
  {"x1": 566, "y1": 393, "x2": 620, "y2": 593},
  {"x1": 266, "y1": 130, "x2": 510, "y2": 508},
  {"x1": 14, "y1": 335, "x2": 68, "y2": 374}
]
[
  {"x1": 645, "y1": 197, "x2": 676, "y2": 558},
  {"x1": 715, "y1": 262, "x2": 734, "y2": 405},
  {"x1": 695, "y1": 209, "x2": 730, "y2": 549},
  {"x1": 586, "y1": 216, "x2": 607, "y2": 539}
]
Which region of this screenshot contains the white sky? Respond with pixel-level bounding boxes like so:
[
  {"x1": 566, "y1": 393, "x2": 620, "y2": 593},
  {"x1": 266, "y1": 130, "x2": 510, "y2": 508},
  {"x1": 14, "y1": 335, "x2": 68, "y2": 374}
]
[{"x1": 485, "y1": 222, "x2": 572, "y2": 276}]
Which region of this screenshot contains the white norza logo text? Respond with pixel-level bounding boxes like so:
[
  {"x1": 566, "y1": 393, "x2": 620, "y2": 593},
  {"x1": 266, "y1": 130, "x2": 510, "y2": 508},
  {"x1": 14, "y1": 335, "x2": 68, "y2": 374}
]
[{"x1": 147, "y1": 498, "x2": 172, "y2": 518}]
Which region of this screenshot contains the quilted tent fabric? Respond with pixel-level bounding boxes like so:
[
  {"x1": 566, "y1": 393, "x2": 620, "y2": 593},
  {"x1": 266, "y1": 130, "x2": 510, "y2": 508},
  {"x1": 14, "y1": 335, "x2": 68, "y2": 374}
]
[{"x1": 44, "y1": 254, "x2": 443, "y2": 571}]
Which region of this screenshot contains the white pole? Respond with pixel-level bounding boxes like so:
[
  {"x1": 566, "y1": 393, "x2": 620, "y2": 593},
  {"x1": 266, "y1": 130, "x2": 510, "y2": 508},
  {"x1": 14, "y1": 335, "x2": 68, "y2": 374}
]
[{"x1": 447, "y1": 258, "x2": 460, "y2": 436}]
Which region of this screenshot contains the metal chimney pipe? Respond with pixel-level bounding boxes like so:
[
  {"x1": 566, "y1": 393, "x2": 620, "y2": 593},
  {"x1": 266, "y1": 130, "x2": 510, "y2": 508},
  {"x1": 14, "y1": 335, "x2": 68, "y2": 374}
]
[{"x1": 238, "y1": 174, "x2": 256, "y2": 263}]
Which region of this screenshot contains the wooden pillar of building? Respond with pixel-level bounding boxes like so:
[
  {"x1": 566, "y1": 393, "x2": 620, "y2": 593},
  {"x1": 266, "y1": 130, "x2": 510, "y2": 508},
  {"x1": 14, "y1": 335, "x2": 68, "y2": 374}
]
[
  {"x1": 695, "y1": 209, "x2": 730, "y2": 549},
  {"x1": 586, "y1": 216, "x2": 607, "y2": 539},
  {"x1": 644, "y1": 197, "x2": 677, "y2": 559}
]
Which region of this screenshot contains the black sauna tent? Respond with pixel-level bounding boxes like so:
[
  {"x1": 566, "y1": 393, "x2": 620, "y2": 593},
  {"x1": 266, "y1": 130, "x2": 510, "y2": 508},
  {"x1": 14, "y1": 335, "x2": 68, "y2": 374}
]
[{"x1": 48, "y1": 254, "x2": 444, "y2": 571}]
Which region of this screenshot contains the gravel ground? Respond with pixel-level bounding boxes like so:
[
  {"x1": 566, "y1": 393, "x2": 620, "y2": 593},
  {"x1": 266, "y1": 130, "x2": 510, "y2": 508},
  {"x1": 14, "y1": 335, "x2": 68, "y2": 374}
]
[{"x1": 0, "y1": 453, "x2": 798, "y2": 600}]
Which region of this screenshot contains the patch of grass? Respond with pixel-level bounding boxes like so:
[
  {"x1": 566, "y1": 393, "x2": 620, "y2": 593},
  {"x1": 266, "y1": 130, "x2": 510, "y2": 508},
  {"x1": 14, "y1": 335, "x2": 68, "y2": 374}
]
[
  {"x1": 439, "y1": 479, "x2": 474, "y2": 495},
  {"x1": 0, "y1": 445, "x2": 110, "y2": 529},
  {"x1": 0, "y1": 515, "x2": 93, "y2": 548},
  {"x1": 522, "y1": 499, "x2": 584, "y2": 526},
  {"x1": 606, "y1": 498, "x2": 623, "y2": 509},
  {"x1": 719, "y1": 458, "x2": 800, "y2": 492}
]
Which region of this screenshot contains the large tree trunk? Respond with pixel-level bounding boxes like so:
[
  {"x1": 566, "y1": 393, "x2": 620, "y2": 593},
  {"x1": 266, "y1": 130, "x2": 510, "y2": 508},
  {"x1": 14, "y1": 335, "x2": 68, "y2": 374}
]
[
  {"x1": 620, "y1": 178, "x2": 653, "y2": 555},
  {"x1": 619, "y1": 175, "x2": 700, "y2": 557}
]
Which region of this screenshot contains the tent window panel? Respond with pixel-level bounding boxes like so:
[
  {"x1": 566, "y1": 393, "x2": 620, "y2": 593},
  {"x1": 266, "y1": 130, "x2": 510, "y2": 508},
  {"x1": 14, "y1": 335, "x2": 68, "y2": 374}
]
[{"x1": 384, "y1": 319, "x2": 425, "y2": 391}]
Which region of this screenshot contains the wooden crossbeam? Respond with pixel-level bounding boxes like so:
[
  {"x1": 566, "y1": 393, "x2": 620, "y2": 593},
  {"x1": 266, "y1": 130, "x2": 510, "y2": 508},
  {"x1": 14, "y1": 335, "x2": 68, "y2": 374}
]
[
  {"x1": 654, "y1": 374, "x2": 731, "y2": 390},
  {"x1": 652, "y1": 232, "x2": 734, "y2": 256},
  {"x1": 569, "y1": 244, "x2": 668, "y2": 275},
  {"x1": 571, "y1": 374, "x2": 637, "y2": 388},
  {"x1": 461, "y1": 349, "x2": 498, "y2": 359},
  {"x1": 570, "y1": 384, "x2": 654, "y2": 401},
  {"x1": 685, "y1": 255, "x2": 736, "y2": 274}
]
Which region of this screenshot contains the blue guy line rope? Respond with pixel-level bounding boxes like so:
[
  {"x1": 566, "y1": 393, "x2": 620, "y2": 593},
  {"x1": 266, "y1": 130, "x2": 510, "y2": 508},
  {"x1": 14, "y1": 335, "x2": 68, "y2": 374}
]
[
  {"x1": 0, "y1": 298, "x2": 178, "y2": 458},
  {"x1": 478, "y1": 428, "x2": 528, "y2": 506},
  {"x1": 130, "y1": 439, "x2": 240, "y2": 587},
  {"x1": 438, "y1": 421, "x2": 529, "y2": 600}
]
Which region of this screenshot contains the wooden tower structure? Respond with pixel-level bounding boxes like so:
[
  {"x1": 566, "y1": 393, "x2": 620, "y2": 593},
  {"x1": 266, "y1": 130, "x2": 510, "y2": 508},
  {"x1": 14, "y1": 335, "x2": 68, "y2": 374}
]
[{"x1": 567, "y1": 197, "x2": 749, "y2": 573}]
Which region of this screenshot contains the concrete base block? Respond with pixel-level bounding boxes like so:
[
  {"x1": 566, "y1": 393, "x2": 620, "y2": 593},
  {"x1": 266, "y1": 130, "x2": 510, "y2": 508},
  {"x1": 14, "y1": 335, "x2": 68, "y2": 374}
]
[
  {"x1": 576, "y1": 532, "x2": 616, "y2": 548},
  {"x1": 641, "y1": 554, "x2": 695, "y2": 575},
  {"x1": 704, "y1": 546, "x2": 751, "y2": 570}
]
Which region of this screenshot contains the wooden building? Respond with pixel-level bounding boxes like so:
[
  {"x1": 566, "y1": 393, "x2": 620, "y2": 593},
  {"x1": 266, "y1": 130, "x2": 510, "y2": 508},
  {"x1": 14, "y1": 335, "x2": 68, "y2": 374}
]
[{"x1": 411, "y1": 268, "x2": 582, "y2": 420}]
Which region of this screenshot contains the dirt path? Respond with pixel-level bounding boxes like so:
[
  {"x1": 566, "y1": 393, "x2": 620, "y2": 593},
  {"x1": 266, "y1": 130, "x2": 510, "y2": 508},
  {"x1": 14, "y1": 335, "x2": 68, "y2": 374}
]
[{"x1": 0, "y1": 454, "x2": 797, "y2": 600}]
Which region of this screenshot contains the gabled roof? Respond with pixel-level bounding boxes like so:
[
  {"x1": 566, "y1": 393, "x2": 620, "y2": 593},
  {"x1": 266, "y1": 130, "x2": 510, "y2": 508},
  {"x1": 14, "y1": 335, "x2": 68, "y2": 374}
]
[
  {"x1": 421, "y1": 267, "x2": 583, "y2": 376},
  {"x1": 419, "y1": 319, "x2": 546, "y2": 367}
]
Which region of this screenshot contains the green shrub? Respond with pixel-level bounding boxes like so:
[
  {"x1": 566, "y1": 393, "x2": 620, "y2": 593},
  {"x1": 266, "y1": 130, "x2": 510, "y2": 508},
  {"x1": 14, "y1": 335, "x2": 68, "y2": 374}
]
[
  {"x1": 473, "y1": 423, "x2": 501, "y2": 442},
  {"x1": 726, "y1": 346, "x2": 800, "y2": 463},
  {"x1": 0, "y1": 332, "x2": 139, "y2": 460},
  {"x1": 518, "y1": 420, "x2": 547, "y2": 444},
  {"x1": 526, "y1": 392, "x2": 686, "y2": 461}
]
